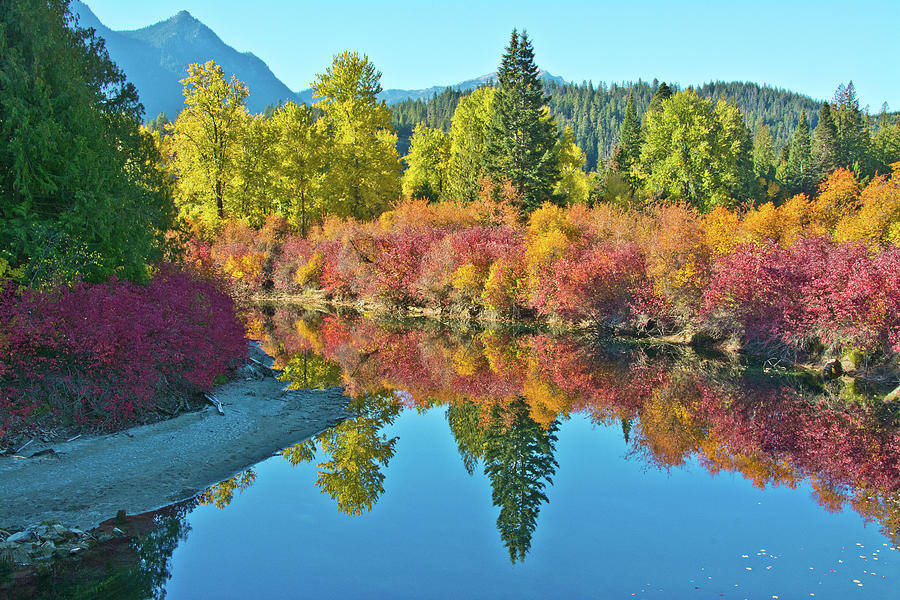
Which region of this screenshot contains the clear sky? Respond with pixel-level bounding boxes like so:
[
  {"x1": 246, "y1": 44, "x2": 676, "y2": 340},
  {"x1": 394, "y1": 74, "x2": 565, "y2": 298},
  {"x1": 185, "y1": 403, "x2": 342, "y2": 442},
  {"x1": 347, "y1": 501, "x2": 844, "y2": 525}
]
[{"x1": 82, "y1": 0, "x2": 898, "y2": 110}]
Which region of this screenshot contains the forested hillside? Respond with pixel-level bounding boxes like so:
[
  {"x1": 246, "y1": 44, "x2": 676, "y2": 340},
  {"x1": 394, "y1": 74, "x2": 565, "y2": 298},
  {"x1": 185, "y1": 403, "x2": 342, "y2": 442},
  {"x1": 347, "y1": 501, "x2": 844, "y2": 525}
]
[{"x1": 392, "y1": 79, "x2": 895, "y2": 170}]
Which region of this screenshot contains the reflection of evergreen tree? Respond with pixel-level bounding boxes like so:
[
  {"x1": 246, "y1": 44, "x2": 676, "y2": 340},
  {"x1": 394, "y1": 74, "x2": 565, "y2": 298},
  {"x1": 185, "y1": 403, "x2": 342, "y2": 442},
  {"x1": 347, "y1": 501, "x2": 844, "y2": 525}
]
[
  {"x1": 483, "y1": 400, "x2": 559, "y2": 563},
  {"x1": 446, "y1": 400, "x2": 487, "y2": 475},
  {"x1": 314, "y1": 391, "x2": 401, "y2": 515}
]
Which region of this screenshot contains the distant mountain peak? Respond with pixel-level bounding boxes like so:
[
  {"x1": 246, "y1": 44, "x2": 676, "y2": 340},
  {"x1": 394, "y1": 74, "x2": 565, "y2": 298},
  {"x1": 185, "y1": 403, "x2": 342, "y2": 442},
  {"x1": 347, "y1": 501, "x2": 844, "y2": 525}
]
[{"x1": 71, "y1": 2, "x2": 299, "y2": 119}]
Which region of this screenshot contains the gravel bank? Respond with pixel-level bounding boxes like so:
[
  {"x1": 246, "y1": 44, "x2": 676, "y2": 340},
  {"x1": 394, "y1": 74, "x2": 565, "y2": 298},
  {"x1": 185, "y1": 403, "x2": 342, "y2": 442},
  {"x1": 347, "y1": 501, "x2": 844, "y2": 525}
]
[{"x1": 0, "y1": 354, "x2": 351, "y2": 531}]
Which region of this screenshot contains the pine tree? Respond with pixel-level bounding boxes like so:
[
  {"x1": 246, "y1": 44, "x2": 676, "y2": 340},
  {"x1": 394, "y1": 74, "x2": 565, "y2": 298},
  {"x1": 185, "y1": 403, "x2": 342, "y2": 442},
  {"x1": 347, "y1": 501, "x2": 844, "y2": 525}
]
[
  {"x1": 646, "y1": 81, "x2": 673, "y2": 114},
  {"x1": 787, "y1": 108, "x2": 813, "y2": 193},
  {"x1": 483, "y1": 400, "x2": 558, "y2": 563},
  {"x1": 486, "y1": 30, "x2": 560, "y2": 213},
  {"x1": 832, "y1": 81, "x2": 866, "y2": 172},
  {"x1": 812, "y1": 102, "x2": 839, "y2": 180},
  {"x1": 617, "y1": 90, "x2": 642, "y2": 178}
]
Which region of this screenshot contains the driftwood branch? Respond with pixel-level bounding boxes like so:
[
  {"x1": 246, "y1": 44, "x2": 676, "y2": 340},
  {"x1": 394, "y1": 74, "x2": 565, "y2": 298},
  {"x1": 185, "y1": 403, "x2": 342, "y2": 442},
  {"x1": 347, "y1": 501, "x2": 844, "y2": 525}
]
[{"x1": 204, "y1": 393, "x2": 225, "y2": 415}]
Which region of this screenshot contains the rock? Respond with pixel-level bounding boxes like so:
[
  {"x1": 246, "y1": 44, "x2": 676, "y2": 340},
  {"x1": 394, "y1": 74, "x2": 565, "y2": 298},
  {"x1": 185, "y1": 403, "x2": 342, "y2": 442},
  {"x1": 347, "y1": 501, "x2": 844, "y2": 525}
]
[
  {"x1": 35, "y1": 540, "x2": 55, "y2": 560},
  {"x1": 822, "y1": 360, "x2": 843, "y2": 379},
  {"x1": 0, "y1": 545, "x2": 31, "y2": 565},
  {"x1": 6, "y1": 530, "x2": 32, "y2": 543},
  {"x1": 43, "y1": 523, "x2": 71, "y2": 542}
]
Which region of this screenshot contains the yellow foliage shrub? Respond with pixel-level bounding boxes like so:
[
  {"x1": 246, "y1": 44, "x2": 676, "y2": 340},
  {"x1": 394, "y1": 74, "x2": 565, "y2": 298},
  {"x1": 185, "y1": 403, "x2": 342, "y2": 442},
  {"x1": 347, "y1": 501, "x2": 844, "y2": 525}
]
[
  {"x1": 777, "y1": 193, "x2": 814, "y2": 245},
  {"x1": 451, "y1": 262, "x2": 484, "y2": 298},
  {"x1": 833, "y1": 175, "x2": 900, "y2": 245},
  {"x1": 223, "y1": 252, "x2": 265, "y2": 282},
  {"x1": 703, "y1": 206, "x2": 741, "y2": 255},
  {"x1": 812, "y1": 168, "x2": 861, "y2": 232},
  {"x1": 742, "y1": 202, "x2": 781, "y2": 244},
  {"x1": 294, "y1": 252, "x2": 324, "y2": 287}
]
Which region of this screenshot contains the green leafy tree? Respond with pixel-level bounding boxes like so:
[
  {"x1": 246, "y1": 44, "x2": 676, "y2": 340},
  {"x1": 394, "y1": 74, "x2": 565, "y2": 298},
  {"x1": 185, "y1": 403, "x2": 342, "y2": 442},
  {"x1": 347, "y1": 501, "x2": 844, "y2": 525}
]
[
  {"x1": 231, "y1": 112, "x2": 278, "y2": 226},
  {"x1": 447, "y1": 87, "x2": 497, "y2": 203},
  {"x1": 752, "y1": 124, "x2": 776, "y2": 179},
  {"x1": 1, "y1": 0, "x2": 174, "y2": 283},
  {"x1": 313, "y1": 51, "x2": 401, "y2": 220},
  {"x1": 278, "y1": 350, "x2": 342, "y2": 390},
  {"x1": 447, "y1": 400, "x2": 487, "y2": 475},
  {"x1": 167, "y1": 61, "x2": 249, "y2": 225},
  {"x1": 637, "y1": 90, "x2": 753, "y2": 210},
  {"x1": 402, "y1": 123, "x2": 451, "y2": 201},
  {"x1": 483, "y1": 400, "x2": 559, "y2": 563},
  {"x1": 486, "y1": 30, "x2": 560, "y2": 213},
  {"x1": 554, "y1": 126, "x2": 593, "y2": 205}
]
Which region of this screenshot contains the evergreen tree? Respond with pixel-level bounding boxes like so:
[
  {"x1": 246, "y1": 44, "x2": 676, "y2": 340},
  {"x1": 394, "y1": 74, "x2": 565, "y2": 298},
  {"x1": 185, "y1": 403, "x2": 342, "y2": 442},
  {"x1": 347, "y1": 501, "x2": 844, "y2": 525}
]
[
  {"x1": 832, "y1": 82, "x2": 867, "y2": 172},
  {"x1": 486, "y1": 30, "x2": 560, "y2": 213},
  {"x1": 787, "y1": 108, "x2": 813, "y2": 193},
  {"x1": 616, "y1": 90, "x2": 642, "y2": 178},
  {"x1": 646, "y1": 81, "x2": 673, "y2": 114},
  {"x1": 812, "y1": 102, "x2": 839, "y2": 179},
  {"x1": 1, "y1": 0, "x2": 174, "y2": 283},
  {"x1": 483, "y1": 400, "x2": 559, "y2": 563}
]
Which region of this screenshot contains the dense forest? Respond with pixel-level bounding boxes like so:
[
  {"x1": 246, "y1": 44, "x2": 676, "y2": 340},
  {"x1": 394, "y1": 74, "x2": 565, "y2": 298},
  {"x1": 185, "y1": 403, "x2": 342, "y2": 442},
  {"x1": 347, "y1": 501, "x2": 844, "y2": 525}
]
[{"x1": 392, "y1": 79, "x2": 842, "y2": 169}]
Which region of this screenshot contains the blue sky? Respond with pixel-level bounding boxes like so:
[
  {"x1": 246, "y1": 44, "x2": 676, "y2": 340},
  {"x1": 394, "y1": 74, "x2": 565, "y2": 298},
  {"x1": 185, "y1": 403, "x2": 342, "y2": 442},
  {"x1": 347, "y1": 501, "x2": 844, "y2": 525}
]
[{"x1": 82, "y1": 0, "x2": 898, "y2": 110}]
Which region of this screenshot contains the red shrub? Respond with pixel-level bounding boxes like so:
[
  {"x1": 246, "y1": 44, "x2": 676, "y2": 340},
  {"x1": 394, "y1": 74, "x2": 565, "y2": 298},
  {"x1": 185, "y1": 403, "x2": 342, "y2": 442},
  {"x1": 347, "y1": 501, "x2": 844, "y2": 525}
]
[{"x1": 0, "y1": 266, "x2": 247, "y2": 440}]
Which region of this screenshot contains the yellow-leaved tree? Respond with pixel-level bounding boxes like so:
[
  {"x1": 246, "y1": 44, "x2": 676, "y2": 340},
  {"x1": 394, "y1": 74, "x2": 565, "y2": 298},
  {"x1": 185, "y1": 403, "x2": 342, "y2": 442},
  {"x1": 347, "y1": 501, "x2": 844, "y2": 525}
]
[
  {"x1": 270, "y1": 102, "x2": 327, "y2": 234},
  {"x1": 167, "y1": 61, "x2": 249, "y2": 226},
  {"x1": 553, "y1": 126, "x2": 593, "y2": 205},
  {"x1": 313, "y1": 52, "x2": 401, "y2": 220}
]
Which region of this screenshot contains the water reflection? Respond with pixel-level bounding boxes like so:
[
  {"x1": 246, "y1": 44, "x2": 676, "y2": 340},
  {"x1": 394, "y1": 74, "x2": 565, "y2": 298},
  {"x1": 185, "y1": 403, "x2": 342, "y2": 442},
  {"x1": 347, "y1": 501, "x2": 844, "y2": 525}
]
[
  {"x1": 248, "y1": 305, "x2": 900, "y2": 557},
  {"x1": 13, "y1": 306, "x2": 900, "y2": 597}
]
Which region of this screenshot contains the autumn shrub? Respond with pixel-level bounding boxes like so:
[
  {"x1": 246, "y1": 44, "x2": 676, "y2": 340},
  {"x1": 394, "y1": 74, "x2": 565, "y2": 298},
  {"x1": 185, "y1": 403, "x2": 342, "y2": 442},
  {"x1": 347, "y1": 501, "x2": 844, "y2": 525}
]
[
  {"x1": 272, "y1": 235, "x2": 318, "y2": 291},
  {"x1": 639, "y1": 203, "x2": 708, "y2": 322},
  {"x1": 0, "y1": 266, "x2": 247, "y2": 441},
  {"x1": 812, "y1": 168, "x2": 861, "y2": 232},
  {"x1": 212, "y1": 219, "x2": 268, "y2": 291},
  {"x1": 703, "y1": 237, "x2": 900, "y2": 354},
  {"x1": 532, "y1": 241, "x2": 647, "y2": 323},
  {"x1": 834, "y1": 173, "x2": 900, "y2": 245}
]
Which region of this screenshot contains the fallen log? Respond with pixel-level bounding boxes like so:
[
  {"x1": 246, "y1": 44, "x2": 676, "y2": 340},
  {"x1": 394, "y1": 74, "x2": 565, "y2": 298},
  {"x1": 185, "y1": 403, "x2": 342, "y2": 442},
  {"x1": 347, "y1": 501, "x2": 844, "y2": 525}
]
[{"x1": 204, "y1": 393, "x2": 225, "y2": 415}]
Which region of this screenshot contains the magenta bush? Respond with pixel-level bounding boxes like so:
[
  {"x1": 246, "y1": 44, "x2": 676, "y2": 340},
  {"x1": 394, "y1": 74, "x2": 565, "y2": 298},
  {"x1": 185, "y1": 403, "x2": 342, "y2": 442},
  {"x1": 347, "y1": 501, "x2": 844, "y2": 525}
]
[{"x1": 0, "y1": 266, "x2": 247, "y2": 440}]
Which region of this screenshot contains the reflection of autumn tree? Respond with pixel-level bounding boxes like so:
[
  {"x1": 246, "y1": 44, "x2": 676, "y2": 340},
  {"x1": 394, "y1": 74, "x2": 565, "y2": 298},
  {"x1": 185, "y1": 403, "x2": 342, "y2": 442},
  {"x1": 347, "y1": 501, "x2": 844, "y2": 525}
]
[
  {"x1": 278, "y1": 349, "x2": 342, "y2": 390},
  {"x1": 314, "y1": 391, "x2": 401, "y2": 515},
  {"x1": 281, "y1": 438, "x2": 317, "y2": 466},
  {"x1": 196, "y1": 470, "x2": 257, "y2": 509},
  {"x1": 447, "y1": 400, "x2": 488, "y2": 475},
  {"x1": 483, "y1": 400, "x2": 559, "y2": 563}
]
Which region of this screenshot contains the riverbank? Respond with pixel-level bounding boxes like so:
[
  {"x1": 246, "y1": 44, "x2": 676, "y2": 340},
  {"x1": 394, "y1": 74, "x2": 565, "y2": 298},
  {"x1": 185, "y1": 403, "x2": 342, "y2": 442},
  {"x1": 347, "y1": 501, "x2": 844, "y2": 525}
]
[{"x1": 0, "y1": 346, "x2": 351, "y2": 533}]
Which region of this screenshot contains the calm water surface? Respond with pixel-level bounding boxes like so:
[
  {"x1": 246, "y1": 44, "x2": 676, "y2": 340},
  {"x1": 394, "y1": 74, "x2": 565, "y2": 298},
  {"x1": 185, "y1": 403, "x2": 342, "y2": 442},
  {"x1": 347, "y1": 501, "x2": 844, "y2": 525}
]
[{"x1": 25, "y1": 307, "x2": 900, "y2": 598}]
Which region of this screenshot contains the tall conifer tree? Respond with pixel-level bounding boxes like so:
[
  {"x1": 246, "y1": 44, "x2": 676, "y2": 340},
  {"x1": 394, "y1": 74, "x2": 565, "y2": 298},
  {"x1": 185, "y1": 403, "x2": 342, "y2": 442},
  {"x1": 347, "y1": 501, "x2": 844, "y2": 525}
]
[
  {"x1": 617, "y1": 90, "x2": 642, "y2": 178},
  {"x1": 812, "y1": 102, "x2": 839, "y2": 179},
  {"x1": 486, "y1": 30, "x2": 560, "y2": 213},
  {"x1": 787, "y1": 108, "x2": 813, "y2": 193}
]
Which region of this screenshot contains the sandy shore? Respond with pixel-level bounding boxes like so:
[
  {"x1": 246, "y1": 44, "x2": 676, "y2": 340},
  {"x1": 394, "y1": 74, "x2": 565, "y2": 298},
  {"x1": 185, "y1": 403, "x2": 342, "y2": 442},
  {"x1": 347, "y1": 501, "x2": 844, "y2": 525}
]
[{"x1": 0, "y1": 350, "x2": 352, "y2": 531}]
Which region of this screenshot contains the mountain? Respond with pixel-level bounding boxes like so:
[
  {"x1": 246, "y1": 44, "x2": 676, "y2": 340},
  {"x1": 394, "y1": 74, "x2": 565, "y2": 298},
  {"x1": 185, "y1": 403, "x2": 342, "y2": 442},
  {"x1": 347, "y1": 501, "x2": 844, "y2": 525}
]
[
  {"x1": 297, "y1": 71, "x2": 566, "y2": 106},
  {"x1": 70, "y1": 1, "x2": 299, "y2": 120}
]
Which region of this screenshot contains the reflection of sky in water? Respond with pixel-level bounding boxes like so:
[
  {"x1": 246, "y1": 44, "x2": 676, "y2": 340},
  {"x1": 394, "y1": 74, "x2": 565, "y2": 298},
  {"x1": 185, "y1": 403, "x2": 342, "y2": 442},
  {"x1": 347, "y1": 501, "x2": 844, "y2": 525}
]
[{"x1": 163, "y1": 408, "x2": 899, "y2": 599}]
